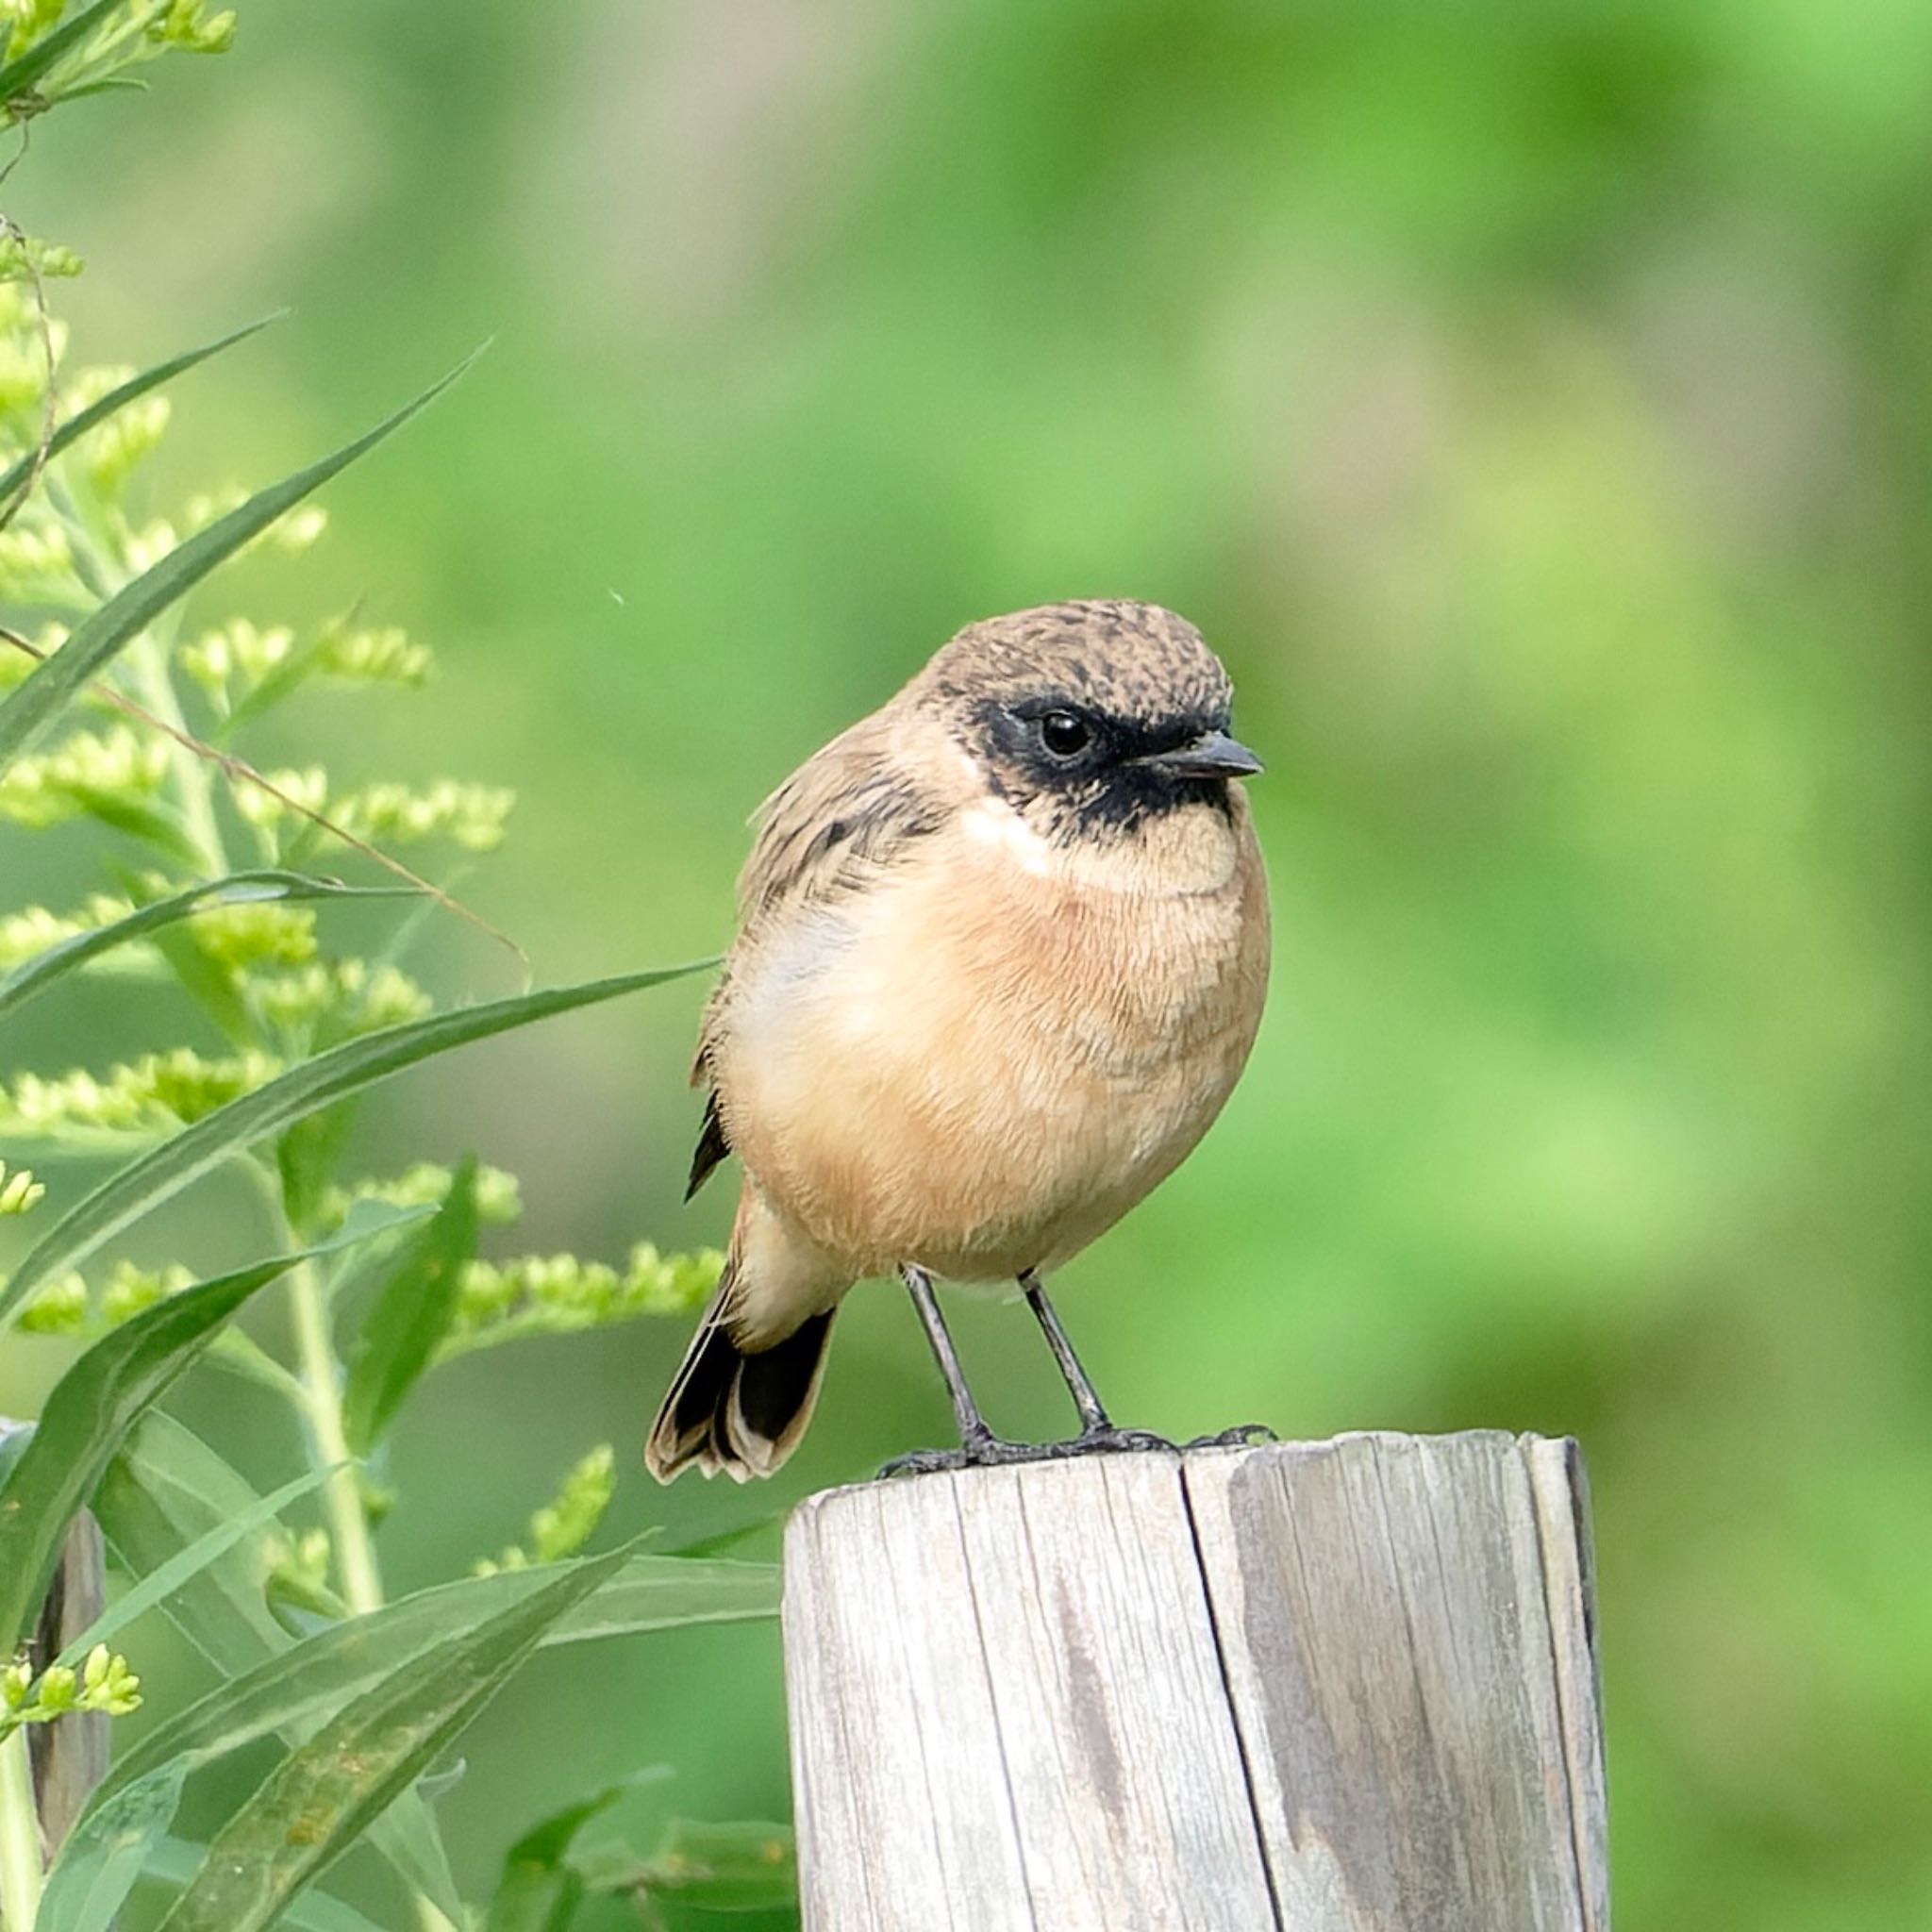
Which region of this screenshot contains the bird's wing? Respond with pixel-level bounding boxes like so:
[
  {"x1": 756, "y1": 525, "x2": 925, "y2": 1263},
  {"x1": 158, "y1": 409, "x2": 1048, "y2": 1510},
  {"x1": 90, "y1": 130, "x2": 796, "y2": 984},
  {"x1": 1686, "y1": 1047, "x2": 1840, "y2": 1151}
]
[
  {"x1": 734, "y1": 714, "x2": 943, "y2": 927},
  {"x1": 685, "y1": 713, "x2": 945, "y2": 1196}
]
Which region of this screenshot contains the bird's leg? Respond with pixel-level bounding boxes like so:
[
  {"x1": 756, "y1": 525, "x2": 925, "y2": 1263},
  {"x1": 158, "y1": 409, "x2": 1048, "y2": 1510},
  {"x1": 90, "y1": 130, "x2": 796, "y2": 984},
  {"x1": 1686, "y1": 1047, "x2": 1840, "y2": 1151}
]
[
  {"x1": 886, "y1": 1264, "x2": 1002, "y2": 1471},
  {"x1": 1020, "y1": 1271, "x2": 1173, "y2": 1454},
  {"x1": 1019, "y1": 1270, "x2": 1112, "y2": 1434},
  {"x1": 881, "y1": 1266, "x2": 1175, "y2": 1477}
]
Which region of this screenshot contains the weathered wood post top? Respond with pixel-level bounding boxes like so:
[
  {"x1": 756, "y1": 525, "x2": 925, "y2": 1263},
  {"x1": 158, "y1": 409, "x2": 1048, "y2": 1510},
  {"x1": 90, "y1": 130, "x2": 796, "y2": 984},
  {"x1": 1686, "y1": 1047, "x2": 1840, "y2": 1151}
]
[{"x1": 783, "y1": 1430, "x2": 1607, "y2": 1932}]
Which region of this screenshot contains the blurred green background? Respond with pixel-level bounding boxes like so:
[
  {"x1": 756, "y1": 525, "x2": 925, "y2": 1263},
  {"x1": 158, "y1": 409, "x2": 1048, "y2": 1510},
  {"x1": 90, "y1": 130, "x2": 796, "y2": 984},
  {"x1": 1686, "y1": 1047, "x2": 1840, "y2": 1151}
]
[{"x1": 5, "y1": 0, "x2": 1932, "y2": 1924}]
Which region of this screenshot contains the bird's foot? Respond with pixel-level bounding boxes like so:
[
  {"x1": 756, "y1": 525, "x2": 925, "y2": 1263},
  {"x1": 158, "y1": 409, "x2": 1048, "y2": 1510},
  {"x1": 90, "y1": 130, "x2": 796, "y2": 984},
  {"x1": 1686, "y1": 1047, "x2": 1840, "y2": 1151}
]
[
  {"x1": 1050, "y1": 1425, "x2": 1178, "y2": 1457},
  {"x1": 880, "y1": 1424, "x2": 1176, "y2": 1478},
  {"x1": 1182, "y1": 1422, "x2": 1277, "y2": 1451}
]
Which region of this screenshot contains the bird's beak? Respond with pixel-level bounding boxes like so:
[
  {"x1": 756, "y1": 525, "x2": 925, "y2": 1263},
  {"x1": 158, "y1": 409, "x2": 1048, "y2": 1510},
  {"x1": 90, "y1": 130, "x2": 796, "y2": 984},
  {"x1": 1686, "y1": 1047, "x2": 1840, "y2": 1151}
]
[{"x1": 1143, "y1": 729, "x2": 1264, "y2": 780}]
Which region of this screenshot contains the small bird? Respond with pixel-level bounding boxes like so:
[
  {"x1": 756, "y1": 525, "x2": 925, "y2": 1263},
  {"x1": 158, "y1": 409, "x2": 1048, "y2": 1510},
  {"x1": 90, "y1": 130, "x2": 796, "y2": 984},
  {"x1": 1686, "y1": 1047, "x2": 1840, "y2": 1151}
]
[{"x1": 646, "y1": 599, "x2": 1270, "y2": 1482}]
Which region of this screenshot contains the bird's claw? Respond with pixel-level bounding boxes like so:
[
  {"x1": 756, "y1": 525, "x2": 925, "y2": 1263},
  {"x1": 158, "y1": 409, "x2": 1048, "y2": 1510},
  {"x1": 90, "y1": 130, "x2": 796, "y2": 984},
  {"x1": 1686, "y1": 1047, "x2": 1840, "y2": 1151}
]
[
  {"x1": 879, "y1": 1424, "x2": 1178, "y2": 1479},
  {"x1": 1183, "y1": 1422, "x2": 1277, "y2": 1451}
]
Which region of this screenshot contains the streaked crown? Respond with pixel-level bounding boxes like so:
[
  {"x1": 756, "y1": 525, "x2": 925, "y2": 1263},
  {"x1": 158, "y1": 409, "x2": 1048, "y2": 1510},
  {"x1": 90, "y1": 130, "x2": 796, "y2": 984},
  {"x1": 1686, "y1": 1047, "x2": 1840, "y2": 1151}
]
[{"x1": 919, "y1": 600, "x2": 1232, "y2": 723}]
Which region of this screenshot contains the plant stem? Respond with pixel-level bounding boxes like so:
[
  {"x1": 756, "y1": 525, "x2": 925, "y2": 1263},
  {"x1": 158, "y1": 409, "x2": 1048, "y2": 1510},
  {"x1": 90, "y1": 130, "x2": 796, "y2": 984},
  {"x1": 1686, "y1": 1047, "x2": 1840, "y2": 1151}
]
[
  {"x1": 286, "y1": 1256, "x2": 383, "y2": 1616},
  {"x1": 0, "y1": 1722, "x2": 42, "y2": 1932}
]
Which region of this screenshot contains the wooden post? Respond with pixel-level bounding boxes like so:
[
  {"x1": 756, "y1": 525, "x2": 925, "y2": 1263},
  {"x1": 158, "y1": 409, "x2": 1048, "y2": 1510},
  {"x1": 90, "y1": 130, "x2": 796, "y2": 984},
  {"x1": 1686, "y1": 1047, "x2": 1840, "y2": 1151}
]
[
  {"x1": 0, "y1": 1418, "x2": 109, "y2": 1865},
  {"x1": 782, "y1": 1431, "x2": 1606, "y2": 1932}
]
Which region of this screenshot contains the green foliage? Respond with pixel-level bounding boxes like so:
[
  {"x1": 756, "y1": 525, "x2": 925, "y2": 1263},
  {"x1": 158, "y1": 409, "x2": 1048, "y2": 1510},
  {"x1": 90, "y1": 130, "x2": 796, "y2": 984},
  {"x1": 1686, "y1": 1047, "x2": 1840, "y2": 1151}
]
[
  {"x1": 0, "y1": 0, "x2": 232, "y2": 126},
  {"x1": 475, "y1": 1446, "x2": 616, "y2": 1574},
  {"x1": 41, "y1": 4, "x2": 1913, "y2": 1926},
  {"x1": 341, "y1": 1153, "x2": 477, "y2": 1456},
  {"x1": 0, "y1": 1225, "x2": 396, "y2": 1657},
  {"x1": 2, "y1": 1644, "x2": 142, "y2": 1738},
  {"x1": 149, "y1": 1542, "x2": 636, "y2": 1932},
  {"x1": 0, "y1": 26, "x2": 782, "y2": 1931}
]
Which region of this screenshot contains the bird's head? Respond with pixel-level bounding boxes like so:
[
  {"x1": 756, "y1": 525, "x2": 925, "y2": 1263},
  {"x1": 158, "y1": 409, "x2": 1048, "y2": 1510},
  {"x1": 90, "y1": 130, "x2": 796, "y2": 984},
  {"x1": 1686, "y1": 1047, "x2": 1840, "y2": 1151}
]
[{"x1": 913, "y1": 600, "x2": 1260, "y2": 841}]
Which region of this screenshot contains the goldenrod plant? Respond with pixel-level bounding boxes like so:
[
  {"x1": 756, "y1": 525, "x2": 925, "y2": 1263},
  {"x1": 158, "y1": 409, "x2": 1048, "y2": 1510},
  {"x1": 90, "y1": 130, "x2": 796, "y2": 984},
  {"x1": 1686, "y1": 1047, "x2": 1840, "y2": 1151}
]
[{"x1": 0, "y1": 8, "x2": 787, "y2": 1929}]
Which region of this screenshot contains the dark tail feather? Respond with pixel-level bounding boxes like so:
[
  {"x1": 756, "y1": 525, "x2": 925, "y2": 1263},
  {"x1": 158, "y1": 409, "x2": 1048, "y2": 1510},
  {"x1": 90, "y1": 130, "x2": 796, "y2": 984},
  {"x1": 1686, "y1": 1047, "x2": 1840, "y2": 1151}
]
[{"x1": 645, "y1": 1289, "x2": 835, "y2": 1484}]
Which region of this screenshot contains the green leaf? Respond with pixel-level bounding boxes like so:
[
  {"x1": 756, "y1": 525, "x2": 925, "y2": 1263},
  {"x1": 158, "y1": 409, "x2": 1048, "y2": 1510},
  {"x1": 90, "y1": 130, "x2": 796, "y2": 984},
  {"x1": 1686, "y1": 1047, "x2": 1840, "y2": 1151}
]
[
  {"x1": 486, "y1": 1770, "x2": 676, "y2": 1931},
  {"x1": 486, "y1": 1857, "x2": 582, "y2": 1932},
  {"x1": 51, "y1": 1548, "x2": 771, "y2": 1932},
  {"x1": 341, "y1": 1154, "x2": 479, "y2": 1455},
  {"x1": 93, "y1": 1412, "x2": 302, "y2": 1669},
  {"x1": 91, "y1": 1415, "x2": 456, "y2": 1923},
  {"x1": 0, "y1": 0, "x2": 123, "y2": 106},
  {"x1": 372, "y1": 1792, "x2": 467, "y2": 1932},
  {"x1": 84, "y1": 1553, "x2": 776, "y2": 1826},
  {"x1": 0, "y1": 1205, "x2": 422, "y2": 1656},
  {"x1": 0, "y1": 310, "x2": 286, "y2": 515},
  {"x1": 141, "y1": 1840, "x2": 387, "y2": 1932},
  {"x1": 61, "y1": 787, "x2": 204, "y2": 865},
  {"x1": 55, "y1": 1464, "x2": 334, "y2": 1670},
  {"x1": 219, "y1": 611, "x2": 360, "y2": 739},
  {"x1": 0, "y1": 348, "x2": 481, "y2": 770},
  {"x1": 34, "y1": 1761, "x2": 189, "y2": 1932},
  {"x1": 46, "y1": 75, "x2": 149, "y2": 102},
  {"x1": 0, "y1": 960, "x2": 715, "y2": 1334},
  {"x1": 484, "y1": 1785, "x2": 628, "y2": 1932},
  {"x1": 0, "y1": 1419, "x2": 30, "y2": 1492},
  {"x1": 613, "y1": 1820, "x2": 798, "y2": 1914},
  {"x1": 152, "y1": 1541, "x2": 638, "y2": 1932},
  {"x1": 545, "y1": 1555, "x2": 777, "y2": 1646},
  {"x1": 1, "y1": 1248, "x2": 329, "y2": 1657}
]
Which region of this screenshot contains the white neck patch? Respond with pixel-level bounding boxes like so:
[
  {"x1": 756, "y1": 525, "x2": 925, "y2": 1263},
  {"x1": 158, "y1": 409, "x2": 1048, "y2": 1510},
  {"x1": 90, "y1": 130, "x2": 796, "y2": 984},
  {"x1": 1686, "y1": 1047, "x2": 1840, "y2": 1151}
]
[{"x1": 959, "y1": 795, "x2": 1056, "y2": 876}]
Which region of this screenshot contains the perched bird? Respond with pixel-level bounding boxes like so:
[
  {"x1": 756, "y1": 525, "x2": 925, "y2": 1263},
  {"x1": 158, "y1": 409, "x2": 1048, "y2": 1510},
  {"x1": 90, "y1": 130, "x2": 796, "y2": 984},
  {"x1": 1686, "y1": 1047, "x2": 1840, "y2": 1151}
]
[{"x1": 646, "y1": 599, "x2": 1270, "y2": 1483}]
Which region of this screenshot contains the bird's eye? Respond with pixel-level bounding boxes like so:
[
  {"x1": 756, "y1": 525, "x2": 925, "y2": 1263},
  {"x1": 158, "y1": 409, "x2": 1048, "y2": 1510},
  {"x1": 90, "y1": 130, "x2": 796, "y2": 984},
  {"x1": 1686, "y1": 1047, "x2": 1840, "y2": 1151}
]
[{"x1": 1038, "y1": 710, "x2": 1091, "y2": 758}]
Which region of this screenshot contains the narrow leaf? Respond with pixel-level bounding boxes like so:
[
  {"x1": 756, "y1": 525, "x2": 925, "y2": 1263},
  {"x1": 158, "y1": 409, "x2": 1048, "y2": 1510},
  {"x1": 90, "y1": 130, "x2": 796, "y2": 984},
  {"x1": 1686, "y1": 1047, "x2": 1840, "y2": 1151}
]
[
  {"x1": 0, "y1": 311, "x2": 286, "y2": 513},
  {"x1": 34, "y1": 1762, "x2": 188, "y2": 1932},
  {"x1": 0, "y1": 870, "x2": 412, "y2": 1023},
  {"x1": 341, "y1": 1154, "x2": 478, "y2": 1455},
  {"x1": 0, "y1": 1204, "x2": 424, "y2": 1654},
  {"x1": 546, "y1": 1556, "x2": 778, "y2": 1646},
  {"x1": 92, "y1": 1416, "x2": 456, "y2": 1921},
  {"x1": 153, "y1": 1542, "x2": 636, "y2": 1932},
  {"x1": 629, "y1": 1820, "x2": 797, "y2": 1912},
  {"x1": 55, "y1": 1464, "x2": 334, "y2": 1669},
  {"x1": 84, "y1": 1554, "x2": 777, "y2": 1826},
  {"x1": 0, "y1": 960, "x2": 714, "y2": 1333},
  {"x1": 484, "y1": 1859, "x2": 581, "y2": 1932},
  {"x1": 93, "y1": 1412, "x2": 302, "y2": 1669},
  {"x1": 0, "y1": 1262, "x2": 298, "y2": 1657},
  {"x1": 59, "y1": 788, "x2": 203, "y2": 865},
  {"x1": 371, "y1": 1793, "x2": 467, "y2": 1932},
  {"x1": 485, "y1": 1778, "x2": 649, "y2": 1932},
  {"x1": 141, "y1": 1840, "x2": 387, "y2": 1932},
  {"x1": 0, "y1": 0, "x2": 122, "y2": 104},
  {"x1": 0, "y1": 349, "x2": 481, "y2": 769}
]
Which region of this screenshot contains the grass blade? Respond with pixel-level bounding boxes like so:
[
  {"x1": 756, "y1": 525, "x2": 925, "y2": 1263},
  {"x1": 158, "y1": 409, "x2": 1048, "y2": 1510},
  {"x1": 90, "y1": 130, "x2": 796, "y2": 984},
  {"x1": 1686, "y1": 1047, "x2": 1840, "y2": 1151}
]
[
  {"x1": 92, "y1": 1412, "x2": 306, "y2": 1668},
  {"x1": 341, "y1": 1154, "x2": 477, "y2": 1455},
  {"x1": 91, "y1": 1418, "x2": 454, "y2": 1920},
  {"x1": 0, "y1": 870, "x2": 414, "y2": 1023},
  {"x1": 33, "y1": 1761, "x2": 189, "y2": 1932},
  {"x1": 482, "y1": 1781, "x2": 636, "y2": 1932},
  {"x1": 0, "y1": 311, "x2": 286, "y2": 515},
  {"x1": 151, "y1": 1542, "x2": 636, "y2": 1932},
  {"x1": 0, "y1": 349, "x2": 481, "y2": 770},
  {"x1": 614, "y1": 1820, "x2": 798, "y2": 1914},
  {"x1": 55, "y1": 1538, "x2": 769, "y2": 1932},
  {"x1": 140, "y1": 1841, "x2": 387, "y2": 1932},
  {"x1": 0, "y1": 960, "x2": 714, "y2": 1334},
  {"x1": 0, "y1": 1204, "x2": 423, "y2": 1654},
  {"x1": 84, "y1": 1553, "x2": 776, "y2": 1822},
  {"x1": 54, "y1": 1464, "x2": 335, "y2": 1670}
]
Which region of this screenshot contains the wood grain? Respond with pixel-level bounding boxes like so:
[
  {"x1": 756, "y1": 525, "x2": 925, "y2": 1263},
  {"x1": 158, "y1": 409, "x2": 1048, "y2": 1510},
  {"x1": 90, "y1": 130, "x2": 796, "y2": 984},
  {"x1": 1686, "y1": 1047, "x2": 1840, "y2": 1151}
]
[
  {"x1": 783, "y1": 1432, "x2": 1606, "y2": 1932},
  {"x1": 0, "y1": 1417, "x2": 109, "y2": 1862}
]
